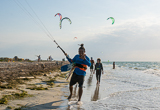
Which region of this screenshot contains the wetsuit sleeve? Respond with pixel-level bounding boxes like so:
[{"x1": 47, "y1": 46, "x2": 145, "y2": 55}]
[
  {"x1": 66, "y1": 56, "x2": 72, "y2": 63},
  {"x1": 101, "y1": 63, "x2": 103, "y2": 71},
  {"x1": 83, "y1": 56, "x2": 91, "y2": 67},
  {"x1": 72, "y1": 55, "x2": 77, "y2": 62},
  {"x1": 66, "y1": 55, "x2": 76, "y2": 63},
  {"x1": 95, "y1": 63, "x2": 97, "y2": 71}
]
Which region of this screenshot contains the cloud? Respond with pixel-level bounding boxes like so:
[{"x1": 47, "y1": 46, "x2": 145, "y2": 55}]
[{"x1": 74, "y1": 16, "x2": 160, "y2": 61}]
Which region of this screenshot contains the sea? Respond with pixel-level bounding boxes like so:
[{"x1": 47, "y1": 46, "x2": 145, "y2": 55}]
[{"x1": 59, "y1": 62, "x2": 160, "y2": 110}]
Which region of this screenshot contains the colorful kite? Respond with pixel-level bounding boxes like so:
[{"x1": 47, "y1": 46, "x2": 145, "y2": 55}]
[
  {"x1": 55, "y1": 13, "x2": 62, "y2": 20},
  {"x1": 107, "y1": 17, "x2": 115, "y2": 25},
  {"x1": 60, "y1": 17, "x2": 72, "y2": 29}
]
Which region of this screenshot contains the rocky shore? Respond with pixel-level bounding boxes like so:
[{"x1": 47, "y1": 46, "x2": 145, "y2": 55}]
[{"x1": 0, "y1": 61, "x2": 69, "y2": 83}]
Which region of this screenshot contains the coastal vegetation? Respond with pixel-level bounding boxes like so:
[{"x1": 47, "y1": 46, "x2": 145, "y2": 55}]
[{"x1": 0, "y1": 90, "x2": 32, "y2": 104}]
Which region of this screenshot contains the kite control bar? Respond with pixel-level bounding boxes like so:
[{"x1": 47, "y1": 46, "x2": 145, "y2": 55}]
[
  {"x1": 54, "y1": 40, "x2": 66, "y2": 55},
  {"x1": 54, "y1": 40, "x2": 71, "y2": 60}
]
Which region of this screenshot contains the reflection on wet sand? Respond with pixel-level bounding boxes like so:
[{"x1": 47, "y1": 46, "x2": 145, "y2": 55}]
[
  {"x1": 87, "y1": 74, "x2": 93, "y2": 88},
  {"x1": 91, "y1": 84, "x2": 100, "y2": 101},
  {"x1": 72, "y1": 83, "x2": 78, "y2": 98}
]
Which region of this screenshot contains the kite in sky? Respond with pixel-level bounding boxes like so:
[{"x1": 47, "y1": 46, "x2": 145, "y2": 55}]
[
  {"x1": 107, "y1": 17, "x2": 115, "y2": 25},
  {"x1": 55, "y1": 13, "x2": 62, "y2": 20},
  {"x1": 73, "y1": 37, "x2": 77, "y2": 40},
  {"x1": 59, "y1": 17, "x2": 72, "y2": 29}
]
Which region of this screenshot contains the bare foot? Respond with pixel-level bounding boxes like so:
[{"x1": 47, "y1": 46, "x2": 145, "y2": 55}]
[{"x1": 77, "y1": 101, "x2": 83, "y2": 105}]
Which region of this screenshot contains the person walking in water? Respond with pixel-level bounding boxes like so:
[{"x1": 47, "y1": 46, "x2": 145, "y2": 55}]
[
  {"x1": 65, "y1": 44, "x2": 91, "y2": 104},
  {"x1": 113, "y1": 62, "x2": 115, "y2": 69},
  {"x1": 94, "y1": 58, "x2": 103, "y2": 85},
  {"x1": 90, "y1": 57, "x2": 95, "y2": 74}
]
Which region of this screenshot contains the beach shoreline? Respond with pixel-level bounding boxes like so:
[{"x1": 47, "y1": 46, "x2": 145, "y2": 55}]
[{"x1": 0, "y1": 61, "x2": 69, "y2": 110}]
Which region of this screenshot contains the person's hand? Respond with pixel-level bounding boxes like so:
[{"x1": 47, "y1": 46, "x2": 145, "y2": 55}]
[
  {"x1": 102, "y1": 71, "x2": 104, "y2": 74},
  {"x1": 93, "y1": 71, "x2": 95, "y2": 74},
  {"x1": 80, "y1": 54, "x2": 86, "y2": 60},
  {"x1": 64, "y1": 53, "x2": 68, "y2": 56}
]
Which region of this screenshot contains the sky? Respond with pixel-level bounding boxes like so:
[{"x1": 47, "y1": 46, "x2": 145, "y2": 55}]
[{"x1": 1, "y1": 0, "x2": 160, "y2": 61}]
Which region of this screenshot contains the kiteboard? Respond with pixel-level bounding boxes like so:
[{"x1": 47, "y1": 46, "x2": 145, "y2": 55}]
[
  {"x1": 61, "y1": 64, "x2": 72, "y2": 72},
  {"x1": 66, "y1": 66, "x2": 75, "y2": 80}
]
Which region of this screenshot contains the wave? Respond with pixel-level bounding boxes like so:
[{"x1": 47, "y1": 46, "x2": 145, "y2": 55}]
[{"x1": 103, "y1": 62, "x2": 160, "y2": 71}]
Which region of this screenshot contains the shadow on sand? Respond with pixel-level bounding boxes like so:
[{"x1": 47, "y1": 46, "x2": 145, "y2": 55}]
[
  {"x1": 87, "y1": 74, "x2": 93, "y2": 89},
  {"x1": 18, "y1": 99, "x2": 69, "y2": 110}
]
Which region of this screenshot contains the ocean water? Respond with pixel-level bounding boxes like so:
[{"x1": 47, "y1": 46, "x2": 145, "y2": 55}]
[{"x1": 59, "y1": 62, "x2": 160, "y2": 110}]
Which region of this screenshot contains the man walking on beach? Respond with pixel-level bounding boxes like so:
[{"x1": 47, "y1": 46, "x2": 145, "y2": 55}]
[
  {"x1": 90, "y1": 57, "x2": 95, "y2": 74},
  {"x1": 65, "y1": 44, "x2": 91, "y2": 104}
]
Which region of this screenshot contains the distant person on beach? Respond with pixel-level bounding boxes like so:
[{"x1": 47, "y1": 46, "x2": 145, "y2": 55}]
[
  {"x1": 65, "y1": 44, "x2": 91, "y2": 104},
  {"x1": 37, "y1": 55, "x2": 41, "y2": 62},
  {"x1": 90, "y1": 57, "x2": 95, "y2": 74},
  {"x1": 94, "y1": 58, "x2": 103, "y2": 85},
  {"x1": 113, "y1": 62, "x2": 115, "y2": 69},
  {"x1": 48, "y1": 55, "x2": 52, "y2": 61},
  {"x1": 48, "y1": 56, "x2": 51, "y2": 61}
]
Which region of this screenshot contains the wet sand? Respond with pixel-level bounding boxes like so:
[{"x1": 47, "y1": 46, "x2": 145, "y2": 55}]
[{"x1": 58, "y1": 71, "x2": 100, "y2": 110}]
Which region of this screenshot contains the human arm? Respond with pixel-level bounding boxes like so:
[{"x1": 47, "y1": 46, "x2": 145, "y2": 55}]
[
  {"x1": 65, "y1": 53, "x2": 76, "y2": 63},
  {"x1": 101, "y1": 63, "x2": 104, "y2": 74},
  {"x1": 101, "y1": 63, "x2": 103, "y2": 71},
  {"x1": 83, "y1": 57, "x2": 91, "y2": 67},
  {"x1": 93, "y1": 63, "x2": 97, "y2": 74}
]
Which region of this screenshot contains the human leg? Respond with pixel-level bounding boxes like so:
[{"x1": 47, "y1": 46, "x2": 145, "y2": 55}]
[
  {"x1": 68, "y1": 86, "x2": 73, "y2": 100},
  {"x1": 78, "y1": 87, "x2": 83, "y2": 101},
  {"x1": 77, "y1": 74, "x2": 84, "y2": 101},
  {"x1": 91, "y1": 69, "x2": 93, "y2": 74},
  {"x1": 68, "y1": 73, "x2": 77, "y2": 100},
  {"x1": 96, "y1": 72, "x2": 99, "y2": 84},
  {"x1": 90, "y1": 65, "x2": 93, "y2": 74},
  {"x1": 99, "y1": 73, "x2": 101, "y2": 83}
]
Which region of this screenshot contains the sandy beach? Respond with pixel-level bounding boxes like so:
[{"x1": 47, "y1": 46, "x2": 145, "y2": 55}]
[{"x1": 0, "y1": 61, "x2": 69, "y2": 110}]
